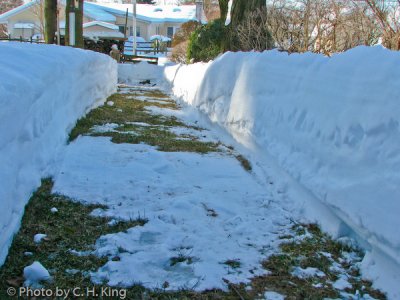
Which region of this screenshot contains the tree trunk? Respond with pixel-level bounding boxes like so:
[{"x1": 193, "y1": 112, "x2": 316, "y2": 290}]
[
  {"x1": 219, "y1": 0, "x2": 229, "y2": 23},
  {"x1": 75, "y1": 0, "x2": 84, "y2": 48},
  {"x1": 225, "y1": 0, "x2": 265, "y2": 51},
  {"x1": 230, "y1": 0, "x2": 265, "y2": 27},
  {"x1": 44, "y1": 0, "x2": 57, "y2": 44},
  {"x1": 65, "y1": 0, "x2": 84, "y2": 48}
]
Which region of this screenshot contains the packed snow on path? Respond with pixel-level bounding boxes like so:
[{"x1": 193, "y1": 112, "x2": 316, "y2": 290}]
[
  {"x1": 54, "y1": 136, "x2": 294, "y2": 290},
  {"x1": 0, "y1": 42, "x2": 117, "y2": 266},
  {"x1": 52, "y1": 86, "x2": 297, "y2": 290}
]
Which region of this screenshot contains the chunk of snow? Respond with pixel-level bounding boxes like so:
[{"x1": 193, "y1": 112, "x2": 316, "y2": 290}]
[
  {"x1": 108, "y1": 219, "x2": 118, "y2": 226},
  {"x1": 320, "y1": 252, "x2": 333, "y2": 259},
  {"x1": 107, "y1": 101, "x2": 114, "y2": 106},
  {"x1": 69, "y1": 249, "x2": 92, "y2": 257},
  {"x1": 264, "y1": 291, "x2": 285, "y2": 300},
  {"x1": 23, "y1": 261, "x2": 51, "y2": 287},
  {"x1": 291, "y1": 267, "x2": 325, "y2": 279},
  {"x1": 225, "y1": 0, "x2": 233, "y2": 26},
  {"x1": 65, "y1": 269, "x2": 80, "y2": 275},
  {"x1": 333, "y1": 275, "x2": 352, "y2": 290},
  {"x1": 50, "y1": 207, "x2": 58, "y2": 213},
  {"x1": 33, "y1": 234, "x2": 47, "y2": 244},
  {"x1": 24, "y1": 252, "x2": 33, "y2": 256},
  {"x1": 91, "y1": 123, "x2": 119, "y2": 133},
  {"x1": 118, "y1": 62, "x2": 163, "y2": 84}
]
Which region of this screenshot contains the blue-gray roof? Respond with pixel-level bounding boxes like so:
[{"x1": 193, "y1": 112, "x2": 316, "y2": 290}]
[
  {"x1": 0, "y1": 1, "x2": 199, "y2": 25},
  {"x1": 0, "y1": 1, "x2": 116, "y2": 24},
  {"x1": 84, "y1": 2, "x2": 151, "y2": 23},
  {"x1": 0, "y1": 1, "x2": 38, "y2": 23},
  {"x1": 84, "y1": 2, "x2": 116, "y2": 23},
  {"x1": 83, "y1": 2, "x2": 198, "y2": 24}
]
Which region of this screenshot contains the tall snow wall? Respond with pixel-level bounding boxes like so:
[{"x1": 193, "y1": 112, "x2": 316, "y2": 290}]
[
  {"x1": 163, "y1": 46, "x2": 400, "y2": 298},
  {"x1": 0, "y1": 43, "x2": 117, "y2": 266}
]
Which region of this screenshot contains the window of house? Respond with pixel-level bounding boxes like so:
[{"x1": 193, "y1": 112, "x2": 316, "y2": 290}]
[
  {"x1": 128, "y1": 26, "x2": 141, "y2": 37},
  {"x1": 167, "y1": 26, "x2": 174, "y2": 38},
  {"x1": 156, "y1": 26, "x2": 160, "y2": 35},
  {"x1": 118, "y1": 26, "x2": 125, "y2": 34}
]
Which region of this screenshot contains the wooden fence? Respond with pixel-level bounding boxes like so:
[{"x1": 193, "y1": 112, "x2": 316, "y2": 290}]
[
  {"x1": 0, "y1": 37, "x2": 166, "y2": 64},
  {"x1": 0, "y1": 37, "x2": 45, "y2": 44}
]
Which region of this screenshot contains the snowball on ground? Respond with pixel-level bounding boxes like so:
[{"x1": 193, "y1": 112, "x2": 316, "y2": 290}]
[
  {"x1": 33, "y1": 234, "x2": 47, "y2": 244},
  {"x1": 264, "y1": 291, "x2": 285, "y2": 300},
  {"x1": 291, "y1": 266, "x2": 325, "y2": 279},
  {"x1": 333, "y1": 274, "x2": 352, "y2": 290},
  {"x1": 23, "y1": 261, "x2": 51, "y2": 287}
]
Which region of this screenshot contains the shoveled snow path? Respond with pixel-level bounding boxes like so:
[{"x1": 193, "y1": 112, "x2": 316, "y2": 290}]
[{"x1": 52, "y1": 85, "x2": 297, "y2": 290}]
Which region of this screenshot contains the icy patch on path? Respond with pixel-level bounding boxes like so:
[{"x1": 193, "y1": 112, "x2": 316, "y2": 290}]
[{"x1": 53, "y1": 137, "x2": 292, "y2": 290}]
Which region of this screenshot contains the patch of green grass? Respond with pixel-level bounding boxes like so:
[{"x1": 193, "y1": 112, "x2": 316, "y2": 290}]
[
  {"x1": 201, "y1": 203, "x2": 218, "y2": 217},
  {"x1": 282, "y1": 224, "x2": 355, "y2": 261},
  {"x1": 223, "y1": 259, "x2": 241, "y2": 269},
  {"x1": 137, "y1": 90, "x2": 172, "y2": 100},
  {"x1": 170, "y1": 255, "x2": 195, "y2": 266},
  {"x1": 347, "y1": 278, "x2": 387, "y2": 299},
  {"x1": 235, "y1": 155, "x2": 252, "y2": 171},
  {"x1": 278, "y1": 234, "x2": 293, "y2": 240},
  {"x1": 69, "y1": 93, "x2": 185, "y2": 142},
  {"x1": 250, "y1": 223, "x2": 386, "y2": 299},
  {"x1": 262, "y1": 254, "x2": 295, "y2": 275},
  {"x1": 93, "y1": 130, "x2": 220, "y2": 153},
  {"x1": 0, "y1": 179, "x2": 146, "y2": 296},
  {"x1": 248, "y1": 273, "x2": 339, "y2": 299},
  {"x1": 68, "y1": 92, "x2": 219, "y2": 153}
]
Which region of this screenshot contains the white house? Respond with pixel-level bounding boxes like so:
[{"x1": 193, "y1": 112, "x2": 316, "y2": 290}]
[{"x1": 0, "y1": 0, "x2": 205, "y2": 41}]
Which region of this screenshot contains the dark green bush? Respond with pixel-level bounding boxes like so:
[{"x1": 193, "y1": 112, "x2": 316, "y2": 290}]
[{"x1": 187, "y1": 19, "x2": 226, "y2": 63}]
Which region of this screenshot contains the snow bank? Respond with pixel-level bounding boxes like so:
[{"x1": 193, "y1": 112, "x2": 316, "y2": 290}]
[
  {"x1": 118, "y1": 62, "x2": 164, "y2": 84},
  {"x1": 162, "y1": 47, "x2": 400, "y2": 298},
  {"x1": 0, "y1": 42, "x2": 117, "y2": 265}
]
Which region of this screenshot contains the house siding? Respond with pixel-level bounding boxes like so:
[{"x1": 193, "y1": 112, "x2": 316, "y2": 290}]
[
  {"x1": 7, "y1": 6, "x2": 42, "y2": 38},
  {"x1": 84, "y1": 25, "x2": 116, "y2": 33},
  {"x1": 1, "y1": 2, "x2": 199, "y2": 41}
]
